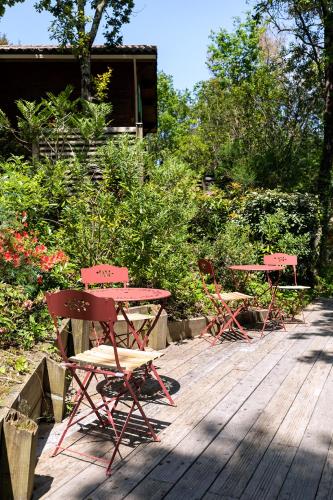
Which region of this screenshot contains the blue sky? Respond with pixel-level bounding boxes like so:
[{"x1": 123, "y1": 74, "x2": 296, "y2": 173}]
[{"x1": 0, "y1": 0, "x2": 249, "y2": 90}]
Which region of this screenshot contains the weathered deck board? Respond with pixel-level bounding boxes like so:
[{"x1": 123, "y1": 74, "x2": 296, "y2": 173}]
[
  {"x1": 277, "y1": 368, "x2": 333, "y2": 500},
  {"x1": 34, "y1": 327, "x2": 283, "y2": 498},
  {"x1": 162, "y1": 333, "x2": 322, "y2": 499},
  {"x1": 32, "y1": 300, "x2": 333, "y2": 500},
  {"x1": 127, "y1": 337, "x2": 303, "y2": 499},
  {"x1": 239, "y1": 336, "x2": 333, "y2": 499}
]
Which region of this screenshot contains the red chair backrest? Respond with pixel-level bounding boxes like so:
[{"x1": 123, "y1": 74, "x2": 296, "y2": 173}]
[
  {"x1": 263, "y1": 253, "x2": 297, "y2": 266},
  {"x1": 198, "y1": 259, "x2": 223, "y2": 299},
  {"x1": 198, "y1": 259, "x2": 215, "y2": 277},
  {"x1": 81, "y1": 264, "x2": 129, "y2": 288},
  {"x1": 263, "y1": 253, "x2": 298, "y2": 285},
  {"x1": 45, "y1": 289, "x2": 117, "y2": 323},
  {"x1": 46, "y1": 289, "x2": 120, "y2": 367}
]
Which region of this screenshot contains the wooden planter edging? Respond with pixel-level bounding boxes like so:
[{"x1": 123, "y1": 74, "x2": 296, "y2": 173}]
[
  {"x1": 0, "y1": 318, "x2": 70, "y2": 499},
  {"x1": 0, "y1": 409, "x2": 38, "y2": 500},
  {"x1": 73, "y1": 304, "x2": 169, "y2": 352},
  {"x1": 167, "y1": 308, "x2": 269, "y2": 343}
]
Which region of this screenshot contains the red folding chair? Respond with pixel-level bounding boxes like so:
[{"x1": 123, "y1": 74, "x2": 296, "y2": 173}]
[
  {"x1": 45, "y1": 289, "x2": 163, "y2": 476},
  {"x1": 81, "y1": 264, "x2": 175, "y2": 406},
  {"x1": 198, "y1": 259, "x2": 252, "y2": 345},
  {"x1": 81, "y1": 264, "x2": 155, "y2": 348},
  {"x1": 263, "y1": 253, "x2": 310, "y2": 323}
]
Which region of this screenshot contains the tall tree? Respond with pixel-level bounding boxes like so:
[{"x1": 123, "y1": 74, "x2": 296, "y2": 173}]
[
  {"x1": 254, "y1": 0, "x2": 333, "y2": 271},
  {"x1": 179, "y1": 16, "x2": 319, "y2": 190},
  {"x1": 0, "y1": 0, "x2": 24, "y2": 17},
  {"x1": 149, "y1": 72, "x2": 192, "y2": 160},
  {"x1": 35, "y1": 0, "x2": 134, "y2": 100}
]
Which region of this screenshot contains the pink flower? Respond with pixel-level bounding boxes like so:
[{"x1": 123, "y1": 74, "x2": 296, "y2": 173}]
[
  {"x1": 23, "y1": 300, "x2": 33, "y2": 310},
  {"x1": 3, "y1": 251, "x2": 12, "y2": 262},
  {"x1": 35, "y1": 244, "x2": 47, "y2": 254}
]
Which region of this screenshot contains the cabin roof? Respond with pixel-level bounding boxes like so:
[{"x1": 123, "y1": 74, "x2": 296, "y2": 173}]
[{"x1": 0, "y1": 44, "x2": 157, "y2": 56}]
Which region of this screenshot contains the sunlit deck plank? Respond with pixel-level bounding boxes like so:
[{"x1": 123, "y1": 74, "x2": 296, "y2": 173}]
[{"x1": 32, "y1": 300, "x2": 333, "y2": 500}]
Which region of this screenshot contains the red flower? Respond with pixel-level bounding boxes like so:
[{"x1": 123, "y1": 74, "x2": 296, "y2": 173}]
[
  {"x1": 37, "y1": 275, "x2": 43, "y2": 285},
  {"x1": 3, "y1": 252, "x2": 12, "y2": 262},
  {"x1": 35, "y1": 244, "x2": 47, "y2": 254},
  {"x1": 12, "y1": 255, "x2": 20, "y2": 268}
]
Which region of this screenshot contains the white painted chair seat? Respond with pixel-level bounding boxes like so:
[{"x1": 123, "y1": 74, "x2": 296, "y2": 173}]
[
  {"x1": 69, "y1": 344, "x2": 162, "y2": 372},
  {"x1": 213, "y1": 291, "x2": 252, "y2": 301},
  {"x1": 277, "y1": 285, "x2": 310, "y2": 290}
]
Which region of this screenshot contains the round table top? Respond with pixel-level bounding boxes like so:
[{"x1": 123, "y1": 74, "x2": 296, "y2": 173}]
[
  {"x1": 228, "y1": 264, "x2": 285, "y2": 272},
  {"x1": 89, "y1": 287, "x2": 171, "y2": 302}
]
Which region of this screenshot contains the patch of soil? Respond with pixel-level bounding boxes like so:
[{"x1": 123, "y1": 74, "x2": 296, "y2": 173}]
[{"x1": 0, "y1": 342, "x2": 59, "y2": 406}]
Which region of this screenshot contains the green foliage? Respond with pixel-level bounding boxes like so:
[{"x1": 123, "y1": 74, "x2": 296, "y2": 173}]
[
  {"x1": 241, "y1": 190, "x2": 320, "y2": 242},
  {"x1": 56, "y1": 137, "x2": 199, "y2": 317},
  {"x1": 212, "y1": 221, "x2": 259, "y2": 290},
  {"x1": 34, "y1": 0, "x2": 134, "y2": 98},
  {"x1": 207, "y1": 14, "x2": 265, "y2": 86},
  {"x1": 57, "y1": 179, "x2": 118, "y2": 267},
  {"x1": 0, "y1": 284, "x2": 52, "y2": 349},
  {"x1": 240, "y1": 190, "x2": 320, "y2": 282},
  {"x1": 0, "y1": 87, "x2": 112, "y2": 160},
  {"x1": 98, "y1": 134, "x2": 148, "y2": 198},
  {"x1": 0, "y1": 0, "x2": 24, "y2": 18},
  {"x1": 151, "y1": 16, "x2": 319, "y2": 195},
  {"x1": 34, "y1": 0, "x2": 134, "y2": 47},
  {"x1": 115, "y1": 157, "x2": 197, "y2": 291},
  {"x1": 92, "y1": 67, "x2": 112, "y2": 102},
  {"x1": 148, "y1": 72, "x2": 193, "y2": 161},
  {"x1": 189, "y1": 188, "x2": 230, "y2": 242}
]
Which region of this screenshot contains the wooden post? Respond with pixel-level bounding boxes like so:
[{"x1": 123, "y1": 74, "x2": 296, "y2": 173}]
[
  {"x1": 136, "y1": 122, "x2": 144, "y2": 139},
  {"x1": 71, "y1": 319, "x2": 90, "y2": 354},
  {"x1": 44, "y1": 358, "x2": 68, "y2": 423},
  {"x1": 0, "y1": 409, "x2": 38, "y2": 500}
]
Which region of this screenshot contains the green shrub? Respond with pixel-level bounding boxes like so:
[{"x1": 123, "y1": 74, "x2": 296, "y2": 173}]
[
  {"x1": 240, "y1": 190, "x2": 320, "y2": 283},
  {"x1": 0, "y1": 284, "x2": 52, "y2": 349}
]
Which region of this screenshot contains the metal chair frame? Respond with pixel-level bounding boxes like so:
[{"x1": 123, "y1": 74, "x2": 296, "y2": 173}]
[
  {"x1": 46, "y1": 289, "x2": 162, "y2": 476},
  {"x1": 81, "y1": 264, "x2": 154, "y2": 349},
  {"x1": 81, "y1": 264, "x2": 175, "y2": 406},
  {"x1": 263, "y1": 253, "x2": 310, "y2": 323},
  {"x1": 198, "y1": 259, "x2": 252, "y2": 345}
]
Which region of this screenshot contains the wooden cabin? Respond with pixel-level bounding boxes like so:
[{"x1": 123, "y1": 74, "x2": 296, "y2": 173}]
[{"x1": 0, "y1": 45, "x2": 157, "y2": 136}]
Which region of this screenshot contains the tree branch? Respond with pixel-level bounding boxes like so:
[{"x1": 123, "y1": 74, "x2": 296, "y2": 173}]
[
  {"x1": 293, "y1": 6, "x2": 323, "y2": 76},
  {"x1": 89, "y1": 0, "x2": 107, "y2": 44}
]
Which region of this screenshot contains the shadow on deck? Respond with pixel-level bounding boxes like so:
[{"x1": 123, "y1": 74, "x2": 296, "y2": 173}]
[{"x1": 33, "y1": 299, "x2": 333, "y2": 499}]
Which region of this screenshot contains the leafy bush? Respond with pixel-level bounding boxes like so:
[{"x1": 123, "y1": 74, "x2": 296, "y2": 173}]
[
  {"x1": 240, "y1": 190, "x2": 320, "y2": 284},
  {"x1": 0, "y1": 87, "x2": 112, "y2": 161},
  {"x1": 56, "y1": 139, "x2": 199, "y2": 317},
  {"x1": 190, "y1": 188, "x2": 230, "y2": 242},
  {"x1": 0, "y1": 284, "x2": 52, "y2": 349}
]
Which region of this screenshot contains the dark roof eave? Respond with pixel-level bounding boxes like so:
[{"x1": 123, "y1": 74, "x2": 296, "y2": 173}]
[{"x1": 0, "y1": 44, "x2": 157, "y2": 56}]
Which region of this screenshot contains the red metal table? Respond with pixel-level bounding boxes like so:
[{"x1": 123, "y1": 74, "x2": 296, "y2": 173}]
[
  {"x1": 228, "y1": 264, "x2": 285, "y2": 334},
  {"x1": 90, "y1": 287, "x2": 171, "y2": 348},
  {"x1": 89, "y1": 287, "x2": 174, "y2": 405}
]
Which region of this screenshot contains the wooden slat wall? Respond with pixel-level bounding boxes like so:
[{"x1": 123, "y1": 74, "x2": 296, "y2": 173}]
[{"x1": 0, "y1": 58, "x2": 157, "y2": 133}]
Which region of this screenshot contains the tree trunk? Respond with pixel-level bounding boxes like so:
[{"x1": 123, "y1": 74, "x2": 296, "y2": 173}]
[
  {"x1": 80, "y1": 52, "x2": 92, "y2": 101},
  {"x1": 318, "y1": 13, "x2": 333, "y2": 273}
]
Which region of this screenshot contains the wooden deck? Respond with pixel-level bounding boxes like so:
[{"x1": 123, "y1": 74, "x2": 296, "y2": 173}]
[{"x1": 33, "y1": 300, "x2": 333, "y2": 499}]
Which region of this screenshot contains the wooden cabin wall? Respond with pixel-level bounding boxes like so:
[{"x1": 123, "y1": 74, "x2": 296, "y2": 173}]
[{"x1": 0, "y1": 58, "x2": 157, "y2": 132}]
